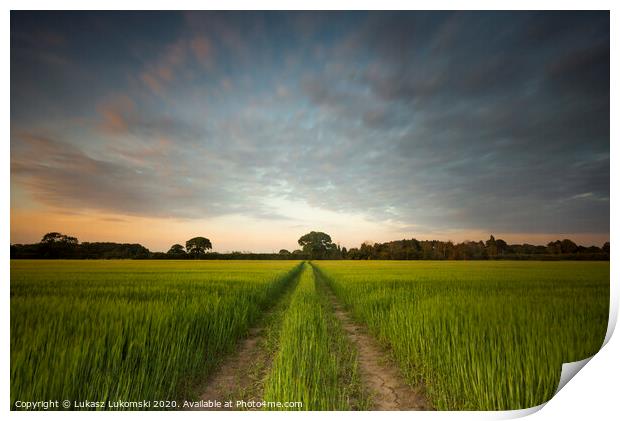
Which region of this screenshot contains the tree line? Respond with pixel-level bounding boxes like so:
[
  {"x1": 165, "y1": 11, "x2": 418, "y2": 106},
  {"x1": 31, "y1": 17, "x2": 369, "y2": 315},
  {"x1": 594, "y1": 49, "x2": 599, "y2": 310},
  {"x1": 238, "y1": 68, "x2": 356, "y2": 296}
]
[
  {"x1": 341, "y1": 236, "x2": 609, "y2": 261},
  {"x1": 10, "y1": 231, "x2": 610, "y2": 261}
]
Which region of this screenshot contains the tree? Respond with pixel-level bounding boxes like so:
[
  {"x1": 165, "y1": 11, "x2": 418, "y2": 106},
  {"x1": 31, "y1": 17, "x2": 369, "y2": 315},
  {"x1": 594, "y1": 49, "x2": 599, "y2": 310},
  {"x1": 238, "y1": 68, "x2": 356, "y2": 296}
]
[
  {"x1": 347, "y1": 247, "x2": 360, "y2": 259},
  {"x1": 79, "y1": 242, "x2": 150, "y2": 259},
  {"x1": 278, "y1": 249, "x2": 290, "y2": 255},
  {"x1": 485, "y1": 235, "x2": 497, "y2": 258},
  {"x1": 298, "y1": 231, "x2": 335, "y2": 259},
  {"x1": 560, "y1": 239, "x2": 578, "y2": 254},
  {"x1": 167, "y1": 244, "x2": 186, "y2": 257},
  {"x1": 359, "y1": 242, "x2": 373, "y2": 260},
  {"x1": 186, "y1": 237, "x2": 212, "y2": 257},
  {"x1": 39, "y1": 232, "x2": 79, "y2": 258},
  {"x1": 548, "y1": 239, "x2": 578, "y2": 254},
  {"x1": 495, "y1": 238, "x2": 509, "y2": 255},
  {"x1": 603, "y1": 242, "x2": 610, "y2": 253},
  {"x1": 41, "y1": 232, "x2": 78, "y2": 245},
  {"x1": 547, "y1": 240, "x2": 562, "y2": 254}
]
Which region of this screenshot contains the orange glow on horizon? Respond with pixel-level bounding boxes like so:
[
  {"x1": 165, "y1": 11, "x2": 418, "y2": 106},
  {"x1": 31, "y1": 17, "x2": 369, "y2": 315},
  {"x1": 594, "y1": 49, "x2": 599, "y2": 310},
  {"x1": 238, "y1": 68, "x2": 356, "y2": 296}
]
[{"x1": 11, "y1": 208, "x2": 609, "y2": 253}]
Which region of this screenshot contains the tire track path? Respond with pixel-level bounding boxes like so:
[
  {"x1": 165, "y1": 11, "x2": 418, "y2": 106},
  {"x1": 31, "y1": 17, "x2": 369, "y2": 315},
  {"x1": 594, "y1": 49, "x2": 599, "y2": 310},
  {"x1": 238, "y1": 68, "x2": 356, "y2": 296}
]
[
  {"x1": 192, "y1": 324, "x2": 266, "y2": 410},
  {"x1": 316, "y1": 269, "x2": 431, "y2": 411},
  {"x1": 190, "y1": 270, "x2": 301, "y2": 411}
]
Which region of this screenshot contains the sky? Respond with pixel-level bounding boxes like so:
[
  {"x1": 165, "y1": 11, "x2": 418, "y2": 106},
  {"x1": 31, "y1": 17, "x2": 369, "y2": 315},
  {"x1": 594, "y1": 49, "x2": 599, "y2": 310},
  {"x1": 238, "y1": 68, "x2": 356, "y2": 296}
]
[{"x1": 10, "y1": 11, "x2": 610, "y2": 252}]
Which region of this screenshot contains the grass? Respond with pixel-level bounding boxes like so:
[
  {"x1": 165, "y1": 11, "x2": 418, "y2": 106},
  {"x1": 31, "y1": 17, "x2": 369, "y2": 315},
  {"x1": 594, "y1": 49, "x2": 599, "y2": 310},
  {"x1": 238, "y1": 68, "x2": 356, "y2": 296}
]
[
  {"x1": 10, "y1": 260, "x2": 302, "y2": 410},
  {"x1": 263, "y1": 262, "x2": 368, "y2": 410},
  {"x1": 314, "y1": 260, "x2": 609, "y2": 410}
]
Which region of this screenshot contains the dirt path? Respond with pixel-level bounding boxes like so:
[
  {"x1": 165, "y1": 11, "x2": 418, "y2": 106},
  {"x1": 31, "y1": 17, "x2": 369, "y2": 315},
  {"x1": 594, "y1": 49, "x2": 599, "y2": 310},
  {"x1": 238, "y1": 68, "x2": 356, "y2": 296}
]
[
  {"x1": 323, "y1": 286, "x2": 431, "y2": 410},
  {"x1": 190, "y1": 272, "x2": 300, "y2": 411},
  {"x1": 190, "y1": 322, "x2": 269, "y2": 411}
]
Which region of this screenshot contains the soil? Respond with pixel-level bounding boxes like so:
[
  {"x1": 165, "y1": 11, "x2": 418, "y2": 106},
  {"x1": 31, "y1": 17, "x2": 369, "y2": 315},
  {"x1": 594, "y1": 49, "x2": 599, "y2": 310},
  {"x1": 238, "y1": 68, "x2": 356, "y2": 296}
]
[
  {"x1": 190, "y1": 322, "x2": 271, "y2": 411},
  {"x1": 326, "y1": 291, "x2": 431, "y2": 411}
]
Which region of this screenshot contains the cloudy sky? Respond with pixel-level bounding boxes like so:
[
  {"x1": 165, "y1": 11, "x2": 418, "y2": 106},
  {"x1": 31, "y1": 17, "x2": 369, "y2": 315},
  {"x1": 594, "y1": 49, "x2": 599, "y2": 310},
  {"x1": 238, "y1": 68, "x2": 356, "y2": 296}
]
[{"x1": 10, "y1": 11, "x2": 609, "y2": 252}]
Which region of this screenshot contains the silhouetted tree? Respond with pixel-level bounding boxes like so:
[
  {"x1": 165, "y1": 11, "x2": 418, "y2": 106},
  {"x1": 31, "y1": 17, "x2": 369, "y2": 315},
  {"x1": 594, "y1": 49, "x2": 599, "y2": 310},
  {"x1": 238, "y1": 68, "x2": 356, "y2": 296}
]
[
  {"x1": 547, "y1": 239, "x2": 578, "y2": 254},
  {"x1": 347, "y1": 247, "x2": 360, "y2": 259},
  {"x1": 41, "y1": 232, "x2": 78, "y2": 245},
  {"x1": 298, "y1": 231, "x2": 335, "y2": 259},
  {"x1": 547, "y1": 240, "x2": 561, "y2": 254},
  {"x1": 167, "y1": 244, "x2": 186, "y2": 257},
  {"x1": 359, "y1": 242, "x2": 373, "y2": 260},
  {"x1": 496, "y1": 238, "x2": 509, "y2": 255},
  {"x1": 486, "y1": 235, "x2": 497, "y2": 258},
  {"x1": 39, "y1": 232, "x2": 79, "y2": 258},
  {"x1": 79, "y1": 242, "x2": 150, "y2": 259},
  {"x1": 560, "y1": 239, "x2": 579, "y2": 254},
  {"x1": 186, "y1": 237, "x2": 212, "y2": 257}
]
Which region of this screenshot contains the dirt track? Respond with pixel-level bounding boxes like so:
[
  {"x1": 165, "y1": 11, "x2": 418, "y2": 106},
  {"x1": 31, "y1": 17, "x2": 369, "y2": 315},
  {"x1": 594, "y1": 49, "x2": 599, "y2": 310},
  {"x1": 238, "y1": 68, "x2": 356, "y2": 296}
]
[
  {"x1": 192, "y1": 323, "x2": 268, "y2": 411},
  {"x1": 325, "y1": 290, "x2": 431, "y2": 410}
]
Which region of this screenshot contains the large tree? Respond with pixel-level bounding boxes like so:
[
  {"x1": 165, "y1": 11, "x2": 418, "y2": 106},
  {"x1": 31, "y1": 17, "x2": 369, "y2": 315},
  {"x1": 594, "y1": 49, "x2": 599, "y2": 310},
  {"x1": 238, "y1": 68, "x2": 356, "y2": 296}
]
[
  {"x1": 298, "y1": 231, "x2": 335, "y2": 260},
  {"x1": 185, "y1": 237, "x2": 212, "y2": 257}
]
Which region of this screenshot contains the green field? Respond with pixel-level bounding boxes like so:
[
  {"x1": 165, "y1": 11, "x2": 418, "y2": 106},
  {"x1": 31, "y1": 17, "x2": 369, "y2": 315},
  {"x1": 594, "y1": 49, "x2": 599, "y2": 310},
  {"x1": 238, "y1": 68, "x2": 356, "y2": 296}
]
[
  {"x1": 10, "y1": 260, "x2": 609, "y2": 410},
  {"x1": 10, "y1": 260, "x2": 302, "y2": 408},
  {"x1": 314, "y1": 261, "x2": 609, "y2": 410}
]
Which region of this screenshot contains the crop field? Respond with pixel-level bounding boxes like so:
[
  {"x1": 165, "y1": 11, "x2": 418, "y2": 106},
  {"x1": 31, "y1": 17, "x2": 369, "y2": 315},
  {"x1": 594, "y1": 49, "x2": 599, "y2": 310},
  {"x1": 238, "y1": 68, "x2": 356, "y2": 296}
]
[
  {"x1": 314, "y1": 261, "x2": 610, "y2": 410},
  {"x1": 10, "y1": 260, "x2": 609, "y2": 411},
  {"x1": 10, "y1": 260, "x2": 302, "y2": 409}
]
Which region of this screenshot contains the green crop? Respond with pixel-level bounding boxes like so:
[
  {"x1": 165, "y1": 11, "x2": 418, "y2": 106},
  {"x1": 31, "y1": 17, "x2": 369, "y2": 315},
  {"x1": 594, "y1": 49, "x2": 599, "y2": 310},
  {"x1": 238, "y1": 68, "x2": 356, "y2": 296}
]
[
  {"x1": 11, "y1": 259, "x2": 609, "y2": 411},
  {"x1": 11, "y1": 260, "x2": 301, "y2": 409},
  {"x1": 263, "y1": 262, "x2": 366, "y2": 410},
  {"x1": 314, "y1": 260, "x2": 609, "y2": 410}
]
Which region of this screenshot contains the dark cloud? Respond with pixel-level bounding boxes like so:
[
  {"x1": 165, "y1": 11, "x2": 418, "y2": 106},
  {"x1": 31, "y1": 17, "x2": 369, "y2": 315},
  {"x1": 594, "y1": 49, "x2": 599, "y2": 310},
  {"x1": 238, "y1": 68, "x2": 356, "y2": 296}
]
[
  {"x1": 286, "y1": 12, "x2": 609, "y2": 234},
  {"x1": 10, "y1": 11, "x2": 609, "y2": 236},
  {"x1": 546, "y1": 42, "x2": 610, "y2": 95}
]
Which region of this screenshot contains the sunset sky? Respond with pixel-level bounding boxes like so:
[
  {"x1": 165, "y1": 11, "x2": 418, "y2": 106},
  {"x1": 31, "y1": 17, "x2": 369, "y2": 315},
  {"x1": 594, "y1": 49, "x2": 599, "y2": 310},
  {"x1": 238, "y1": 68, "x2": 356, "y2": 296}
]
[{"x1": 10, "y1": 11, "x2": 609, "y2": 252}]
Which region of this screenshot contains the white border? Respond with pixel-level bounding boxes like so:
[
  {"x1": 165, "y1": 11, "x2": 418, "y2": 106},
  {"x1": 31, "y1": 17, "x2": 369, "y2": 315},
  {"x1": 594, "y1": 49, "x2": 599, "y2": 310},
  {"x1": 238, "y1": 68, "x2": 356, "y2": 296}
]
[{"x1": 3, "y1": 2, "x2": 617, "y2": 420}]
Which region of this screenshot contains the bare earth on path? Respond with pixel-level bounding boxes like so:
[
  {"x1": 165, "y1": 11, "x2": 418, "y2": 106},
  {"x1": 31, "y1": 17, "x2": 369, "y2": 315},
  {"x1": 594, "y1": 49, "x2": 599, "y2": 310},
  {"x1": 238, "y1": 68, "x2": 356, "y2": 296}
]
[
  {"x1": 190, "y1": 269, "x2": 302, "y2": 411},
  {"x1": 190, "y1": 308, "x2": 280, "y2": 411},
  {"x1": 325, "y1": 289, "x2": 431, "y2": 411}
]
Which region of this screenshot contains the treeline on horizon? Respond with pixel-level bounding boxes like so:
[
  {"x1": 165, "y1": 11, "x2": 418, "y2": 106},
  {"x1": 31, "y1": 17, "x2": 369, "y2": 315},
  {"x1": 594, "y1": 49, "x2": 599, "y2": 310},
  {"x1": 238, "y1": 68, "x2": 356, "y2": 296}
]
[{"x1": 10, "y1": 232, "x2": 610, "y2": 261}]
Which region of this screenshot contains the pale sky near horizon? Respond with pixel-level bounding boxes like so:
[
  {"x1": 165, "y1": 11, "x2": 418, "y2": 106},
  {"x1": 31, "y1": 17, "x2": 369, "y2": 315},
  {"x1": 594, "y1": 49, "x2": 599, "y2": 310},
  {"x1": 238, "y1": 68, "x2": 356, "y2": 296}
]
[{"x1": 10, "y1": 11, "x2": 610, "y2": 252}]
